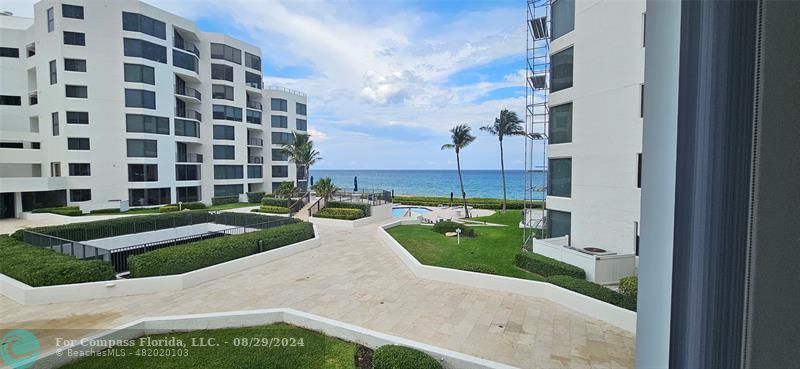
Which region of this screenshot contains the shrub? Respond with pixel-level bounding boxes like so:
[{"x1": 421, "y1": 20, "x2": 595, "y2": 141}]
[
  {"x1": 326, "y1": 201, "x2": 370, "y2": 217},
  {"x1": 619, "y1": 276, "x2": 638, "y2": 299},
  {"x1": 214, "y1": 212, "x2": 295, "y2": 227},
  {"x1": 211, "y1": 195, "x2": 239, "y2": 205},
  {"x1": 461, "y1": 263, "x2": 497, "y2": 274},
  {"x1": 31, "y1": 206, "x2": 82, "y2": 216},
  {"x1": 180, "y1": 202, "x2": 207, "y2": 210},
  {"x1": 314, "y1": 208, "x2": 364, "y2": 220},
  {"x1": 251, "y1": 205, "x2": 290, "y2": 214},
  {"x1": 392, "y1": 195, "x2": 541, "y2": 210},
  {"x1": 262, "y1": 197, "x2": 303, "y2": 212},
  {"x1": 0, "y1": 235, "x2": 114, "y2": 287},
  {"x1": 514, "y1": 252, "x2": 586, "y2": 279},
  {"x1": 547, "y1": 275, "x2": 635, "y2": 311},
  {"x1": 89, "y1": 208, "x2": 121, "y2": 214},
  {"x1": 246, "y1": 192, "x2": 266, "y2": 203},
  {"x1": 159, "y1": 205, "x2": 179, "y2": 213},
  {"x1": 372, "y1": 345, "x2": 442, "y2": 369},
  {"x1": 431, "y1": 221, "x2": 475, "y2": 237},
  {"x1": 128, "y1": 222, "x2": 314, "y2": 278}
]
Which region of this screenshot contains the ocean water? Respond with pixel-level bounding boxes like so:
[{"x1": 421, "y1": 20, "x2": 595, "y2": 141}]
[{"x1": 309, "y1": 170, "x2": 545, "y2": 200}]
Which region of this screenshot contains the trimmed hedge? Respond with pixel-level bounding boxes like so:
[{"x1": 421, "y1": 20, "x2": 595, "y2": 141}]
[
  {"x1": 326, "y1": 201, "x2": 371, "y2": 217},
  {"x1": 0, "y1": 235, "x2": 115, "y2": 287},
  {"x1": 31, "y1": 206, "x2": 82, "y2": 216},
  {"x1": 514, "y1": 251, "x2": 586, "y2": 279},
  {"x1": 246, "y1": 192, "x2": 266, "y2": 203},
  {"x1": 619, "y1": 276, "x2": 638, "y2": 299},
  {"x1": 547, "y1": 275, "x2": 636, "y2": 311},
  {"x1": 211, "y1": 195, "x2": 239, "y2": 205},
  {"x1": 179, "y1": 202, "x2": 207, "y2": 210},
  {"x1": 251, "y1": 205, "x2": 290, "y2": 214},
  {"x1": 89, "y1": 208, "x2": 121, "y2": 214},
  {"x1": 159, "y1": 205, "x2": 179, "y2": 213},
  {"x1": 431, "y1": 220, "x2": 475, "y2": 237},
  {"x1": 372, "y1": 345, "x2": 442, "y2": 369},
  {"x1": 261, "y1": 197, "x2": 303, "y2": 212},
  {"x1": 127, "y1": 222, "x2": 315, "y2": 278},
  {"x1": 461, "y1": 263, "x2": 497, "y2": 274},
  {"x1": 393, "y1": 195, "x2": 541, "y2": 210},
  {"x1": 314, "y1": 208, "x2": 364, "y2": 220}
]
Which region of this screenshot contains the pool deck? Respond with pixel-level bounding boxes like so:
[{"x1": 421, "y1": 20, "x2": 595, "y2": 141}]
[{"x1": 393, "y1": 204, "x2": 495, "y2": 222}]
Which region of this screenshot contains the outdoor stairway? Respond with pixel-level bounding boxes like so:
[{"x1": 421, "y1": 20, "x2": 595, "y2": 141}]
[{"x1": 293, "y1": 196, "x2": 319, "y2": 221}]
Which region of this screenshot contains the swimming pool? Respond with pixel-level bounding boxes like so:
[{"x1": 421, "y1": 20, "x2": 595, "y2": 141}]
[{"x1": 392, "y1": 206, "x2": 432, "y2": 217}]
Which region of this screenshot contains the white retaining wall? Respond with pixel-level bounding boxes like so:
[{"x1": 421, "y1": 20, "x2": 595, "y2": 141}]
[
  {"x1": 0, "y1": 226, "x2": 320, "y2": 305},
  {"x1": 378, "y1": 220, "x2": 636, "y2": 333},
  {"x1": 31, "y1": 309, "x2": 515, "y2": 369},
  {"x1": 308, "y1": 203, "x2": 394, "y2": 229}
]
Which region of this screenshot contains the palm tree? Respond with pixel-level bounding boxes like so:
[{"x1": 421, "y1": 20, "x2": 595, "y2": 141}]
[
  {"x1": 441, "y1": 124, "x2": 476, "y2": 218},
  {"x1": 281, "y1": 132, "x2": 322, "y2": 191},
  {"x1": 480, "y1": 109, "x2": 525, "y2": 213},
  {"x1": 275, "y1": 181, "x2": 299, "y2": 210},
  {"x1": 312, "y1": 177, "x2": 339, "y2": 202}
]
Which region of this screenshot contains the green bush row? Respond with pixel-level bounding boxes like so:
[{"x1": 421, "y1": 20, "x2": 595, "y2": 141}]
[
  {"x1": 213, "y1": 212, "x2": 295, "y2": 228},
  {"x1": 246, "y1": 192, "x2": 266, "y2": 203},
  {"x1": 461, "y1": 263, "x2": 497, "y2": 274},
  {"x1": 326, "y1": 201, "x2": 371, "y2": 217},
  {"x1": 619, "y1": 276, "x2": 638, "y2": 300},
  {"x1": 373, "y1": 345, "x2": 442, "y2": 369},
  {"x1": 31, "y1": 206, "x2": 83, "y2": 216},
  {"x1": 514, "y1": 251, "x2": 586, "y2": 279},
  {"x1": 178, "y1": 202, "x2": 207, "y2": 210},
  {"x1": 159, "y1": 205, "x2": 179, "y2": 213},
  {"x1": 547, "y1": 275, "x2": 636, "y2": 311},
  {"x1": 314, "y1": 208, "x2": 364, "y2": 220},
  {"x1": 261, "y1": 197, "x2": 304, "y2": 212},
  {"x1": 431, "y1": 221, "x2": 476, "y2": 237},
  {"x1": 251, "y1": 205, "x2": 290, "y2": 214},
  {"x1": 392, "y1": 195, "x2": 541, "y2": 210},
  {"x1": 88, "y1": 208, "x2": 121, "y2": 214},
  {"x1": 211, "y1": 195, "x2": 239, "y2": 205},
  {"x1": 127, "y1": 222, "x2": 315, "y2": 278},
  {"x1": 0, "y1": 235, "x2": 115, "y2": 287}
]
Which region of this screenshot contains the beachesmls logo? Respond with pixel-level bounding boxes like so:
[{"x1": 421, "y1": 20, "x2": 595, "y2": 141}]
[{"x1": 0, "y1": 329, "x2": 40, "y2": 369}]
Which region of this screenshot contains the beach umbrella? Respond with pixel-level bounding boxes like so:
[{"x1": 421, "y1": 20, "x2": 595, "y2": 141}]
[
  {"x1": 310, "y1": 176, "x2": 314, "y2": 187},
  {"x1": 354, "y1": 176, "x2": 358, "y2": 192},
  {"x1": 450, "y1": 192, "x2": 454, "y2": 207}
]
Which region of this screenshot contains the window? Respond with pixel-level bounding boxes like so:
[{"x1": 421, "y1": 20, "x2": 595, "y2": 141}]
[
  {"x1": 551, "y1": 0, "x2": 575, "y2": 40},
  {"x1": 271, "y1": 115, "x2": 288, "y2": 128},
  {"x1": 248, "y1": 165, "x2": 262, "y2": 178},
  {"x1": 271, "y1": 132, "x2": 293, "y2": 145},
  {"x1": 0, "y1": 47, "x2": 19, "y2": 58},
  {"x1": 47, "y1": 7, "x2": 54, "y2": 32},
  {"x1": 547, "y1": 210, "x2": 571, "y2": 238},
  {"x1": 172, "y1": 49, "x2": 197, "y2": 72},
  {"x1": 126, "y1": 114, "x2": 169, "y2": 134},
  {"x1": 51, "y1": 112, "x2": 59, "y2": 136},
  {"x1": 65, "y1": 85, "x2": 88, "y2": 98},
  {"x1": 551, "y1": 47, "x2": 573, "y2": 93},
  {"x1": 214, "y1": 165, "x2": 243, "y2": 179},
  {"x1": 296, "y1": 103, "x2": 307, "y2": 115},
  {"x1": 642, "y1": 13, "x2": 647, "y2": 47},
  {"x1": 176, "y1": 165, "x2": 200, "y2": 181},
  {"x1": 245, "y1": 72, "x2": 261, "y2": 88},
  {"x1": 175, "y1": 119, "x2": 199, "y2": 137},
  {"x1": 296, "y1": 119, "x2": 307, "y2": 131},
  {"x1": 176, "y1": 186, "x2": 200, "y2": 202},
  {"x1": 272, "y1": 149, "x2": 288, "y2": 161},
  {"x1": 213, "y1": 125, "x2": 235, "y2": 140},
  {"x1": 67, "y1": 137, "x2": 90, "y2": 150},
  {"x1": 124, "y1": 63, "x2": 155, "y2": 84},
  {"x1": 66, "y1": 111, "x2": 89, "y2": 124},
  {"x1": 213, "y1": 145, "x2": 235, "y2": 160},
  {"x1": 244, "y1": 52, "x2": 261, "y2": 70},
  {"x1": 123, "y1": 38, "x2": 167, "y2": 63},
  {"x1": 62, "y1": 4, "x2": 84, "y2": 19},
  {"x1": 246, "y1": 110, "x2": 261, "y2": 124},
  {"x1": 272, "y1": 165, "x2": 289, "y2": 178},
  {"x1": 271, "y1": 98, "x2": 288, "y2": 111},
  {"x1": 128, "y1": 164, "x2": 158, "y2": 182},
  {"x1": 126, "y1": 139, "x2": 157, "y2": 157},
  {"x1": 549, "y1": 103, "x2": 572, "y2": 144},
  {"x1": 214, "y1": 184, "x2": 243, "y2": 197},
  {"x1": 0, "y1": 96, "x2": 22, "y2": 106},
  {"x1": 212, "y1": 85, "x2": 234, "y2": 100},
  {"x1": 121, "y1": 12, "x2": 166, "y2": 39},
  {"x1": 211, "y1": 64, "x2": 233, "y2": 81},
  {"x1": 210, "y1": 43, "x2": 241, "y2": 64},
  {"x1": 49, "y1": 60, "x2": 57, "y2": 84},
  {"x1": 125, "y1": 89, "x2": 156, "y2": 109},
  {"x1": 68, "y1": 163, "x2": 90, "y2": 176},
  {"x1": 548, "y1": 158, "x2": 572, "y2": 197},
  {"x1": 64, "y1": 58, "x2": 86, "y2": 72},
  {"x1": 69, "y1": 189, "x2": 91, "y2": 202},
  {"x1": 50, "y1": 162, "x2": 61, "y2": 177},
  {"x1": 63, "y1": 31, "x2": 85, "y2": 46},
  {"x1": 640, "y1": 84, "x2": 645, "y2": 118},
  {"x1": 129, "y1": 188, "x2": 170, "y2": 206},
  {"x1": 212, "y1": 105, "x2": 242, "y2": 121},
  {"x1": 637, "y1": 153, "x2": 643, "y2": 188}
]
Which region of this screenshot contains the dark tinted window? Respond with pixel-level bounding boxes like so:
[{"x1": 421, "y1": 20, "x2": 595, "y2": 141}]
[
  {"x1": 0, "y1": 47, "x2": 19, "y2": 58},
  {"x1": 63, "y1": 31, "x2": 85, "y2": 45},
  {"x1": 129, "y1": 188, "x2": 170, "y2": 206},
  {"x1": 176, "y1": 165, "x2": 200, "y2": 181},
  {"x1": 211, "y1": 64, "x2": 233, "y2": 81},
  {"x1": 212, "y1": 85, "x2": 234, "y2": 100},
  {"x1": 173, "y1": 49, "x2": 197, "y2": 72},
  {"x1": 244, "y1": 52, "x2": 261, "y2": 70},
  {"x1": 126, "y1": 114, "x2": 168, "y2": 134},
  {"x1": 175, "y1": 119, "x2": 199, "y2": 137},
  {"x1": 64, "y1": 58, "x2": 86, "y2": 71},
  {"x1": 126, "y1": 139, "x2": 157, "y2": 157},
  {"x1": 549, "y1": 103, "x2": 572, "y2": 144},
  {"x1": 128, "y1": 164, "x2": 158, "y2": 182},
  {"x1": 272, "y1": 149, "x2": 289, "y2": 161},
  {"x1": 66, "y1": 111, "x2": 89, "y2": 124},
  {"x1": 213, "y1": 125, "x2": 235, "y2": 140},
  {"x1": 67, "y1": 137, "x2": 90, "y2": 150},
  {"x1": 271, "y1": 132, "x2": 293, "y2": 145},
  {"x1": 123, "y1": 38, "x2": 167, "y2": 63},
  {"x1": 272, "y1": 165, "x2": 288, "y2": 178},
  {"x1": 296, "y1": 119, "x2": 307, "y2": 131},
  {"x1": 547, "y1": 210, "x2": 571, "y2": 238},
  {"x1": 271, "y1": 115, "x2": 288, "y2": 128},
  {"x1": 49, "y1": 60, "x2": 57, "y2": 84},
  {"x1": 246, "y1": 110, "x2": 261, "y2": 124},
  {"x1": 551, "y1": 0, "x2": 575, "y2": 40},
  {"x1": 551, "y1": 47, "x2": 574, "y2": 93},
  {"x1": 213, "y1": 145, "x2": 235, "y2": 160},
  {"x1": 212, "y1": 105, "x2": 242, "y2": 121},
  {"x1": 214, "y1": 165, "x2": 243, "y2": 179},
  {"x1": 65, "y1": 85, "x2": 88, "y2": 98},
  {"x1": 62, "y1": 4, "x2": 84, "y2": 19},
  {"x1": 548, "y1": 158, "x2": 572, "y2": 197},
  {"x1": 270, "y1": 98, "x2": 287, "y2": 111},
  {"x1": 125, "y1": 89, "x2": 156, "y2": 109},
  {"x1": 248, "y1": 165, "x2": 262, "y2": 178},
  {"x1": 52, "y1": 112, "x2": 59, "y2": 136},
  {"x1": 0, "y1": 96, "x2": 22, "y2": 105},
  {"x1": 124, "y1": 63, "x2": 155, "y2": 84},
  {"x1": 296, "y1": 103, "x2": 307, "y2": 115},
  {"x1": 209, "y1": 43, "x2": 241, "y2": 64},
  {"x1": 122, "y1": 12, "x2": 166, "y2": 39},
  {"x1": 177, "y1": 186, "x2": 200, "y2": 202},
  {"x1": 47, "y1": 7, "x2": 54, "y2": 32},
  {"x1": 214, "y1": 184, "x2": 242, "y2": 197},
  {"x1": 69, "y1": 189, "x2": 91, "y2": 202},
  {"x1": 68, "y1": 163, "x2": 90, "y2": 176}
]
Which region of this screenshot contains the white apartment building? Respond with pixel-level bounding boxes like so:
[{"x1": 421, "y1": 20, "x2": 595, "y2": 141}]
[
  {"x1": 0, "y1": 0, "x2": 309, "y2": 218},
  {"x1": 536, "y1": 0, "x2": 646, "y2": 256}
]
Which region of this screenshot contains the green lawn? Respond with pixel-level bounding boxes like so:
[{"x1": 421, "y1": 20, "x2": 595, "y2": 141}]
[
  {"x1": 61, "y1": 323, "x2": 358, "y2": 369},
  {"x1": 387, "y1": 211, "x2": 546, "y2": 281}
]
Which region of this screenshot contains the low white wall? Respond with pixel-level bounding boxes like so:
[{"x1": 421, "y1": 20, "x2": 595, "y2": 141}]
[
  {"x1": 378, "y1": 220, "x2": 636, "y2": 333},
  {"x1": 33, "y1": 309, "x2": 515, "y2": 369},
  {"x1": 0, "y1": 226, "x2": 320, "y2": 305},
  {"x1": 534, "y1": 238, "x2": 636, "y2": 284},
  {"x1": 371, "y1": 203, "x2": 393, "y2": 220},
  {"x1": 308, "y1": 215, "x2": 375, "y2": 229}
]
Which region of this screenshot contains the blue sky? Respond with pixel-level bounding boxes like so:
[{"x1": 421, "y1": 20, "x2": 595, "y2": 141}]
[{"x1": 8, "y1": 0, "x2": 533, "y2": 170}]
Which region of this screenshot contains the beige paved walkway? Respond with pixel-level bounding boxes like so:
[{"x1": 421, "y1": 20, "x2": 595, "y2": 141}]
[{"x1": 0, "y1": 219, "x2": 634, "y2": 369}]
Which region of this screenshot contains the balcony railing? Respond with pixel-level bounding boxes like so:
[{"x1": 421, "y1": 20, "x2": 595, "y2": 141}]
[
  {"x1": 175, "y1": 108, "x2": 202, "y2": 121},
  {"x1": 175, "y1": 86, "x2": 202, "y2": 100},
  {"x1": 246, "y1": 100, "x2": 262, "y2": 110},
  {"x1": 173, "y1": 41, "x2": 200, "y2": 57},
  {"x1": 176, "y1": 153, "x2": 203, "y2": 163},
  {"x1": 248, "y1": 156, "x2": 264, "y2": 164},
  {"x1": 247, "y1": 138, "x2": 263, "y2": 147},
  {"x1": 246, "y1": 81, "x2": 262, "y2": 89},
  {"x1": 266, "y1": 85, "x2": 307, "y2": 97}
]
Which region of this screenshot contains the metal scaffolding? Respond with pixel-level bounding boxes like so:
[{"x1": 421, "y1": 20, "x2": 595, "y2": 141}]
[{"x1": 522, "y1": 0, "x2": 550, "y2": 250}]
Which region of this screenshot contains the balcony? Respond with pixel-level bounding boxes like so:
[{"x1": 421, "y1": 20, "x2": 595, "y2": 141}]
[
  {"x1": 247, "y1": 138, "x2": 263, "y2": 147},
  {"x1": 28, "y1": 91, "x2": 38, "y2": 106},
  {"x1": 246, "y1": 81, "x2": 262, "y2": 89},
  {"x1": 175, "y1": 85, "x2": 202, "y2": 102},
  {"x1": 176, "y1": 153, "x2": 203, "y2": 163},
  {"x1": 174, "y1": 42, "x2": 199, "y2": 58},
  {"x1": 246, "y1": 100, "x2": 262, "y2": 110},
  {"x1": 175, "y1": 108, "x2": 202, "y2": 121},
  {"x1": 248, "y1": 156, "x2": 264, "y2": 164}
]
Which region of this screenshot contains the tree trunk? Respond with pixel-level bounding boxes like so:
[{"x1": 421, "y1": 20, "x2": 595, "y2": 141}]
[
  {"x1": 499, "y1": 137, "x2": 507, "y2": 214},
  {"x1": 456, "y1": 150, "x2": 470, "y2": 218}
]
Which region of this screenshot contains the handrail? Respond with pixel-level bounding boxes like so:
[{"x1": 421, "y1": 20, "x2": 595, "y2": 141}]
[
  {"x1": 307, "y1": 197, "x2": 324, "y2": 217},
  {"x1": 289, "y1": 191, "x2": 311, "y2": 216},
  {"x1": 266, "y1": 85, "x2": 307, "y2": 97}
]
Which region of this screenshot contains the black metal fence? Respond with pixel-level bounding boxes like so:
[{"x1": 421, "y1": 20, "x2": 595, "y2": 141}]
[
  {"x1": 329, "y1": 189, "x2": 392, "y2": 206},
  {"x1": 23, "y1": 230, "x2": 109, "y2": 260}
]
